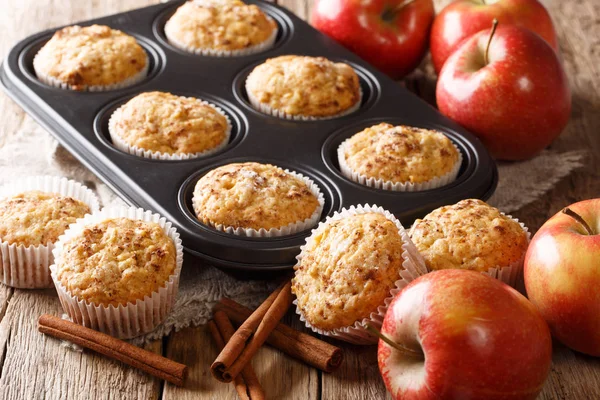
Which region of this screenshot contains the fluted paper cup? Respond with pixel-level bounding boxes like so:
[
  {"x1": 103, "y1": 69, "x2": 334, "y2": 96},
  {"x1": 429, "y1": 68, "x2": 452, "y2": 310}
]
[
  {"x1": 293, "y1": 204, "x2": 428, "y2": 345},
  {"x1": 0, "y1": 176, "x2": 99, "y2": 289},
  {"x1": 50, "y1": 207, "x2": 183, "y2": 339}
]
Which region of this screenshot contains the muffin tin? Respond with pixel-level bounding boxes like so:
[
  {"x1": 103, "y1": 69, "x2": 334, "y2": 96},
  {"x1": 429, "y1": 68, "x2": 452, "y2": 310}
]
[{"x1": 0, "y1": 0, "x2": 497, "y2": 276}]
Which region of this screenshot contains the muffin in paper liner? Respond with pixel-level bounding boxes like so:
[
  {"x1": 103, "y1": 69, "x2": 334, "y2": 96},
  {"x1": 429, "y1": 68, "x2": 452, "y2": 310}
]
[
  {"x1": 337, "y1": 138, "x2": 463, "y2": 192},
  {"x1": 165, "y1": 19, "x2": 278, "y2": 57},
  {"x1": 193, "y1": 167, "x2": 325, "y2": 237},
  {"x1": 292, "y1": 204, "x2": 428, "y2": 345},
  {"x1": 34, "y1": 54, "x2": 149, "y2": 92},
  {"x1": 50, "y1": 207, "x2": 184, "y2": 339},
  {"x1": 480, "y1": 213, "x2": 531, "y2": 288},
  {"x1": 0, "y1": 176, "x2": 100, "y2": 289},
  {"x1": 246, "y1": 86, "x2": 363, "y2": 121},
  {"x1": 108, "y1": 97, "x2": 232, "y2": 161}
]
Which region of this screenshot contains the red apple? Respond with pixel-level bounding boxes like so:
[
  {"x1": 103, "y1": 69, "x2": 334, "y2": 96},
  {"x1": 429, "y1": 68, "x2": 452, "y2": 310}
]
[
  {"x1": 311, "y1": 0, "x2": 434, "y2": 79},
  {"x1": 430, "y1": 0, "x2": 558, "y2": 74},
  {"x1": 525, "y1": 200, "x2": 600, "y2": 356},
  {"x1": 436, "y1": 23, "x2": 571, "y2": 160},
  {"x1": 377, "y1": 269, "x2": 552, "y2": 400}
]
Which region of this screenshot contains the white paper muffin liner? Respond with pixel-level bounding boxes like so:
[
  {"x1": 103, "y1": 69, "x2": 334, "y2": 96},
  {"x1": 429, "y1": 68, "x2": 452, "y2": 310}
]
[
  {"x1": 193, "y1": 168, "x2": 325, "y2": 237},
  {"x1": 293, "y1": 204, "x2": 428, "y2": 345},
  {"x1": 338, "y1": 138, "x2": 463, "y2": 192},
  {"x1": 108, "y1": 97, "x2": 232, "y2": 160},
  {"x1": 165, "y1": 17, "x2": 278, "y2": 57},
  {"x1": 0, "y1": 176, "x2": 100, "y2": 289},
  {"x1": 50, "y1": 207, "x2": 184, "y2": 339},
  {"x1": 480, "y1": 213, "x2": 531, "y2": 288},
  {"x1": 33, "y1": 53, "x2": 149, "y2": 92},
  {"x1": 247, "y1": 85, "x2": 362, "y2": 121}
]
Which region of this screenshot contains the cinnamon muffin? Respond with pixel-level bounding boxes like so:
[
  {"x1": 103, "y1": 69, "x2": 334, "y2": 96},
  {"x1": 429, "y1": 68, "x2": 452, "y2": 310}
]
[
  {"x1": 164, "y1": 0, "x2": 277, "y2": 55},
  {"x1": 54, "y1": 217, "x2": 177, "y2": 306},
  {"x1": 245, "y1": 55, "x2": 361, "y2": 119},
  {"x1": 108, "y1": 91, "x2": 230, "y2": 159},
  {"x1": 33, "y1": 25, "x2": 148, "y2": 91},
  {"x1": 338, "y1": 123, "x2": 461, "y2": 191},
  {"x1": 192, "y1": 162, "x2": 323, "y2": 236},
  {"x1": 0, "y1": 191, "x2": 91, "y2": 247},
  {"x1": 409, "y1": 199, "x2": 529, "y2": 273},
  {"x1": 292, "y1": 212, "x2": 407, "y2": 331}
]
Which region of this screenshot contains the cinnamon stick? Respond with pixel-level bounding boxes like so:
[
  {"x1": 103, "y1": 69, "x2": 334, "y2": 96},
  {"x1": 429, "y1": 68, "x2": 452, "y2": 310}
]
[
  {"x1": 213, "y1": 311, "x2": 265, "y2": 400},
  {"x1": 211, "y1": 280, "x2": 293, "y2": 382},
  {"x1": 208, "y1": 321, "x2": 252, "y2": 400},
  {"x1": 215, "y1": 298, "x2": 343, "y2": 372},
  {"x1": 38, "y1": 314, "x2": 187, "y2": 386}
]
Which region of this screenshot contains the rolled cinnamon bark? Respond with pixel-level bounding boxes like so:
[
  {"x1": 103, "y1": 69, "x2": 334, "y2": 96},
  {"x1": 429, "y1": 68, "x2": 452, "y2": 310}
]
[
  {"x1": 215, "y1": 298, "x2": 343, "y2": 372},
  {"x1": 211, "y1": 280, "x2": 293, "y2": 382}
]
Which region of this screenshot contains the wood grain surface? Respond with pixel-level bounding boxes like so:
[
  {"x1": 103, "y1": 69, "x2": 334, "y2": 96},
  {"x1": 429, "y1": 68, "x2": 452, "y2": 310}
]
[{"x1": 0, "y1": 0, "x2": 599, "y2": 399}]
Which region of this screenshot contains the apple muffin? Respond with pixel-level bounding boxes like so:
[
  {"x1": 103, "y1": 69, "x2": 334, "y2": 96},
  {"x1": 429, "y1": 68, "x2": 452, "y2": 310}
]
[
  {"x1": 0, "y1": 191, "x2": 91, "y2": 247},
  {"x1": 33, "y1": 25, "x2": 148, "y2": 91},
  {"x1": 192, "y1": 162, "x2": 323, "y2": 236},
  {"x1": 245, "y1": 55, "x2": 362, "y2": 119},
  {"x1": 108, "y1": 91, "x2": 230, "y2": 159},
  {"x1": 338, "y1": 123, "x2": 461, "y2": 191},
  {"x1": 409, "y1": 199, "x2": 529, "y2": 273},
  {"x1": 54, "y1": 217, "x2": 177, "y2": 306},
  {"x1": 164, "y1": 0, "x2": 277, "y2": 55},
  {"x1": 292, "y1": 212, "x2": 408, "y2": 332}
]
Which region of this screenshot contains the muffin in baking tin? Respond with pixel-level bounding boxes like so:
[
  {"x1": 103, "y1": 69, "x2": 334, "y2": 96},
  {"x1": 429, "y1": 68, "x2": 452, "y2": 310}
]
[
  {"x1": 108, "y1": 91, "x2": 231, "y2": 160},
  {"x1": 164, "y1": 0, "x2": 277, "y2": 56},
  {"x1": 33, "y1": 24, "x2": 148, "y2": 91},
  {"x1": 245, "y1": 55, "x2": 362, "y2": 120},
  {"x1": 192, "y1": 162, "x2": 324, "y2": 237},
  {"x1": 338, "y1": 123, "x2": 462, "y2": 191}
]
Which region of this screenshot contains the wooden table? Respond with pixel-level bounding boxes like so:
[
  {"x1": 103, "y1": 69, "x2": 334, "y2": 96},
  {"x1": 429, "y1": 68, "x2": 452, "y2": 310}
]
[{"x1": 1, "y1": 0, "x2": 599, "y2": 398}]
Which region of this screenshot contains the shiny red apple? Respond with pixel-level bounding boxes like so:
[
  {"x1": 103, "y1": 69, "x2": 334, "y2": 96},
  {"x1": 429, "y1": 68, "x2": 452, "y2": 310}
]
[
  {"x1": 436, "y1": 23, "x2": 571, "y2": 160},
  {"x1": 377, "y1": 269, "x2": 552, "y2": 400},
  {"x1": 430, "y1": 0, "x2": 558, "y2": 74},
  {"x1": 311, "y1": 0, "x2": 434, "y2": 79},
  {"x1": 525, "y1": 199, "x2": 600, "y2": 356}
]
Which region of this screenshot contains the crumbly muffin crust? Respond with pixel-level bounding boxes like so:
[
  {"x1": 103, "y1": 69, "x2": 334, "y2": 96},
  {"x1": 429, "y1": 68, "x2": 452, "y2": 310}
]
[
  {"x1": 110, "y1": 91, "x2": 229, "y2": 155},
  {"x1": 33, "y1": 25, "x2": 147, "y2": 90},
  {"x1": 0, "y1": 191, "x2": 90, "y2": 247},
  {"x1": 342, "y1": 123, "x2": 460, "y2": 183},
  {"x1": 409, "y1": 199, "x2": 529, "y2": 272},
  {"x1": 56, "y1": 218, "x2": 176, "y2": 306},
  {"x1": 245, "y1": 55, "x2": 361, "y2": 118},
  {"x1": 193, "y1": 162, "x2": 320, "y2": 231},
  {"x1": 292, "y1": 213, "x2": 406, "y2": 331},
  {"x1": 164, "y1": 0, "x2": 276, "y2": 52}
]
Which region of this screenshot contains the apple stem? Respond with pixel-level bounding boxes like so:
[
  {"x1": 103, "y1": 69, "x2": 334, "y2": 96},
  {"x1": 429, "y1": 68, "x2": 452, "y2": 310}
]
[
  {"x1": 389, "y1": 0, "x2": 416, "y2": 16},
  {"x1": 562, "y1": 207, "x2": 595, "y2": 235},
  {"x1": 365, "y1": 324, "x2": 424, "y2": 359},
  {"x1": 484, "y1": 19, "x2": 499, "y2": 66}
]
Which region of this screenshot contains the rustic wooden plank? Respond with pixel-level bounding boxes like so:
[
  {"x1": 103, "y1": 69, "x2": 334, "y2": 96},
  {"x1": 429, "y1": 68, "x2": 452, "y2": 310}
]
[
  {"x1": 0, "y1": 289, "x2": 162, "y2": 400},
  {"x1": 162, "y1": 310, "x2": 319, "y2": 399}
]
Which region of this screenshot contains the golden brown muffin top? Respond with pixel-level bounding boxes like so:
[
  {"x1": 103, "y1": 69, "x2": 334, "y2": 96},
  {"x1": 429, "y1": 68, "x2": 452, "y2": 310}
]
[
  {"x1": 193, "y1": 162, "x2": 320, "y2": 231},
  {"x1": 409, "y1": 199, "x2": 529, "y2": 272},
  {"x1": 245, "y1": 55, "x2": 361, "y2": 118},
  {"x1": 292, "y1": 212, "x2": 406, "y2": 331},
  {"x1": 55, "y1": 218, "x2": 176, "y2": 306},
  {"x1": 164, "y1": 0, "x2": 276, "y2": 51},
  {"x1": 109, "y1": 91, "x2": 229, "y2": 155},
  {"x1": 0, "y1": 191, "x2": 90, "y2": 247},
  {"x1": 33, "y1": 25, "x2": 147, "y2": 90},
  {"x1": 341, "y1": 123, "x2": 460, "y2": 183}
]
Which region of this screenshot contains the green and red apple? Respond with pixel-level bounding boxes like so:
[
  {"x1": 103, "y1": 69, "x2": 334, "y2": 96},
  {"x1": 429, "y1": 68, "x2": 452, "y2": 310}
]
[
  {"x1": 430, "y1": 0, "x2": 558, "y2": 73},
  {"x1": 436, "y1": 22, "x2": 571, "y2": 160},
  {"x1": 377, "y1": 269, "x2": 552, "y2": 400},
  {"x1": 311, "y1": 0, "x2": 434, "y2": 79},
  {"x1": 525, "y1": 199, "x2": 600, "y2": 356}
]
